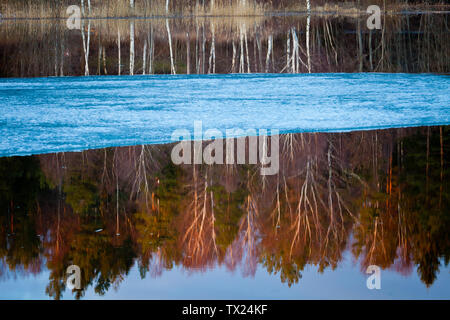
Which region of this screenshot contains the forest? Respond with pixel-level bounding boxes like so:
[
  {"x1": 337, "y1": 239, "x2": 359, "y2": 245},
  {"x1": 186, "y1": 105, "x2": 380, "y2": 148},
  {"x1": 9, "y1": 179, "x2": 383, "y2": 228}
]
[{"x1": 0, "y1": 11, "x2": 448, "y2": 77}]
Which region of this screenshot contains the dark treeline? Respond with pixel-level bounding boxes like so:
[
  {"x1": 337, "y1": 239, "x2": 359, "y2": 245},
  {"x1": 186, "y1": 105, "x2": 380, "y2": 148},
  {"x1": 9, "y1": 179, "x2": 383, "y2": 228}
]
[
  {"x1": 0, "y1": 126, "x2": 448, "y2": 298},
  {"x1": 0, "y1": 13, "x2": 448, "y2": 77}
]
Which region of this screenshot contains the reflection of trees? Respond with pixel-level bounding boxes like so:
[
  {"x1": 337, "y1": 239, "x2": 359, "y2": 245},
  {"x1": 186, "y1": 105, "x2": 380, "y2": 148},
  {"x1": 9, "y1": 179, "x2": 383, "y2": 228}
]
[
  {"x1": 0, "y1": 157, "x2": 44, "y2": 278},
  {"x1": 352, "y1": 127, "x2": 449, "y2": 287},
  {"x1": 0, "y1": 126, "x2": 448, "y2": 297},
  {"x1": 2, "y1": 13, "x2": 448, "y2": 77}
]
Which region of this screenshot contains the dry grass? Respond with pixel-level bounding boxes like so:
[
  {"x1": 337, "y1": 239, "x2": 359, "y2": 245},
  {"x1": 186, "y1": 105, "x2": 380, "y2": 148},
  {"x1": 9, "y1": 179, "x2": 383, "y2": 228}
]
[
  {"x1": 0, "y1": 0, "x2": 265, "y2": 19},
  {"x1": 204, "y1": 1, "x2": 265, "y2": 16}
]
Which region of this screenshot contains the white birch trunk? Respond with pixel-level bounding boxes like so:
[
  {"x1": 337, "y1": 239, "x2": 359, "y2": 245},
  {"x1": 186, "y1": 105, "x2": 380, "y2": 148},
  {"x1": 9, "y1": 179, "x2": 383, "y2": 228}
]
[
  {"x1": 166, "y1": 19, "x2": 176, "y2": 74},
  {"x1": 143, "y1": 40, "x2": 147, "y2": 75},
  {"x1": 239, "y1": 26, "x2": 244, "y2": 73},
  {"x1": 130, "y1": 21, "x2": 135, "y2": 75},
  {"x1": 231, "y1": 40, "x2": 236, "y2": 73},
  {"x1": 81, "y1": 20, "x2": 91, "y2": 76},
  {"x1": 291, "y1": 28, "x2": 298, "y2": 73},
  {"x1": 306, "y1": 0, "x2": 311, "y2": 73},
  {"x1": 244, "y1": 25, "x2": 250, "y2": 73},
  {"x1": 265, "y1": 34, "x2": 273, "y2": 73},
  {"x1": 208, "y1": 23, "x2": 215, "y2": 74},
  {"x1": 286, "y1": 30, "x2": 291, "y2": 72}
]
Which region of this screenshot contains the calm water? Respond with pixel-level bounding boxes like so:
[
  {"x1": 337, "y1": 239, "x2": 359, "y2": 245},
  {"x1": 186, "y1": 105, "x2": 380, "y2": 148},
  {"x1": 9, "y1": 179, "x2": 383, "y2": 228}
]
[
  {"x1": 0, "y1": 12, "x2": 449, "y2": 299},
  {"x1": 0, "y1": 127, "x2": 449, "y2": 299}
]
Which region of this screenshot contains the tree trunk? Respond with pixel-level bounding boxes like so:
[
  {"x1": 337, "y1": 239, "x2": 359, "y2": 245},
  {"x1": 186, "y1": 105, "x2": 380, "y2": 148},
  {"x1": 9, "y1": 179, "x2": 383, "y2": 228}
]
[
  {"x1": 102, "y1": 46, "x2": 107, "y2": 75},
  {"x1": 357, "y1": 13, "x2": 363, "y2": 72},
  {"x1": 186, "y1": 32, "x2": 191, "y2": 74},
  {"x1": 166, "y1": 19, "x2": 176, "y2": 74},
  {"x1": 202, "y1": 22, "x2": 206, "y2": 74},
  {"x1": 208, "y1": 23, "x2": 215, "y2": 74},
  {"x1": 286, "y1": 30, "x2": 291, "y2": 72},
  {"x1": 231, "y1": 40, "x2": 236, "y2": 73},
  {"x1": 244, "y1": 25, "x2": 250, "y2": 73},
  {"x1": 306, "y1": 1, "x2": 311, "y2": 73},
  {"x1": 149, "y1": 23, "x2": 154, "y2": 74},
  {"x1": 196, "y1": 21, "x2": 199, "y2": 74},
  {"x1": 143, "y1": 40, "x2": 147, "y2": 75},
  {"x1": 265, "y1": 34, "x2": 273, "y2": 73},
  {"x1": 81, "y1": 20, "x2": 91, "y2": 76},
  {"x1": 118, "y1": 28, "x2": 121, "y2": 75},
  {"x1": 60, "y1": 40, "x2": 64, "y2": 76},
  {"x1": 130, "y1": 21, "x2": 135, "y2": 75},
  {"x1": 291, "y1": 28, "x2": 298, "y2": 73}
]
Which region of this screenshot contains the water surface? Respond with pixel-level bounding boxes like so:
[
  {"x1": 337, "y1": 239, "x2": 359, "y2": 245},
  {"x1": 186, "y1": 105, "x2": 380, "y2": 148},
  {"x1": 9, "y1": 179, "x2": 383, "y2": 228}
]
[
  {"x1": 0, "y1": 127, "x2": 449, "y2": 299},
  {"x1": 0, "y1": 12, "x2": 449, "y2": 300},
  {"x1": 1, "y1": 73, "x2": 449, "y2": 157}
]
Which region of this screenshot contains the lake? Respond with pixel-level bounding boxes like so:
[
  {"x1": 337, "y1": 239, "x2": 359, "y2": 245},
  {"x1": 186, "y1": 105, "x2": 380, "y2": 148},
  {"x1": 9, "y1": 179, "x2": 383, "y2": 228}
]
[{"x1": 0, "y1": 8, "x2": 449, "y2": 300}]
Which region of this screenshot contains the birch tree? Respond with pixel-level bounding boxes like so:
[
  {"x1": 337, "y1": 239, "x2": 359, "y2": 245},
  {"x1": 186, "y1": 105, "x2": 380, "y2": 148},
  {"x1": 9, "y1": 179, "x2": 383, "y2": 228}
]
[
  {"x1": 81, "y1": 20, "x2": 91, "y2": 76},
  {"x1": 166, "y1": 19, "x2": 176, "y2": 74},
  {"x1": 208, "y1": 23, "x2": 216, "y2": 74},
  {"x1": 118, "y1": 28, "x2": 121, "y2": 75},
  {"x1": 143, "y1": 40, "x2": 147, "y2": 75},
  {"x1": 306, "y1": 0, "x2": 311, "y2": 73},
  {"x1": 148, "y1": 23, "x2": 155, "y2": 74},
  {"x1": 186, "y1": 32, "x2": 191, "y2": 75},
  {"x1": 239, "y1": 25, "x2": 245, "y2": 73},
  {"x1": 130, "y1": 21, "x2": 135, "y2": 75},
  {"x1": 265, "y1": 35, "x2": 273, "y2": 73}
]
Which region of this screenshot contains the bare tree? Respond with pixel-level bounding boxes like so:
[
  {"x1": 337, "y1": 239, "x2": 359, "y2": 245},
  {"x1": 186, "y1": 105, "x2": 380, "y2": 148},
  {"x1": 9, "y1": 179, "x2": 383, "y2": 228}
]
[
  {"x1": 186, "y1": 32, "x2": 191, "y2": 74},
  {"x1": 239, "y1": 26, "x2": 245, "y2": 73},
  {"x1": 117, "y1": 28, "x2": 121, "y2": 75},
  {"x1": 130, "y1": 21, "x2": 135, "y2": 75},
  {"x1": 306, "y1": 1, "x2": 312, "y2": 73},
  {"x1": 166, "y1": 19, "x2": 176, "y2": 74},
  {"x1": 148, "y1": 22, "x2": 155, "y2": 74},
  {"x1": 208, "y1": 23, "x2": 216, "y2": 74},
  {"x1": 265, "y1": 34, "x2": 273, "y2": 73},
  {"x1": 231, "y1": 40, "x2": 237, "y2": 73},
  {"x1": 81, "y1": 20, "x2": 91, "y2": 76},
  {"x1": 143, "y1": 39, "x2": 147, "y2": 75}
]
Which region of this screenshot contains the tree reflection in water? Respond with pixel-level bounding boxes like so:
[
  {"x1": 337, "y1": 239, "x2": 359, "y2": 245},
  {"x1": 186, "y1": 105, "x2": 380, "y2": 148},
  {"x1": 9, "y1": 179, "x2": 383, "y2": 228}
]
[{"x1": 0, "y1": 126, "x2": 448, "y2": 299}]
